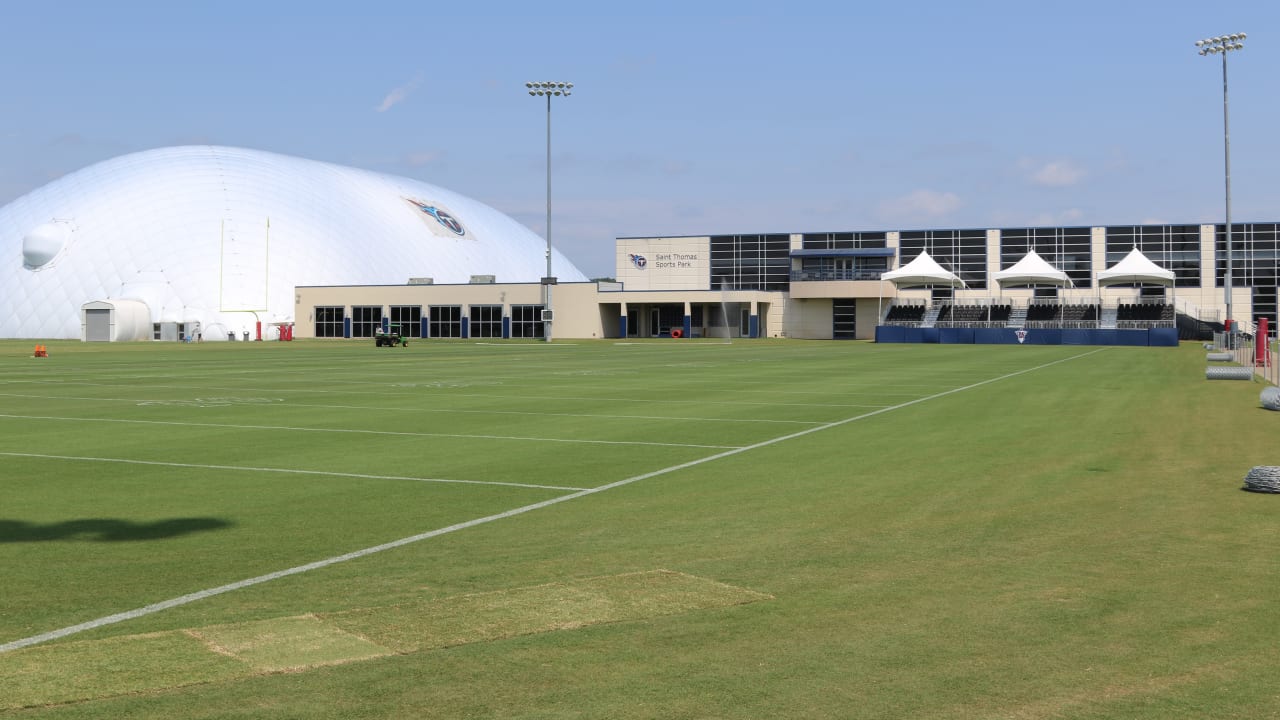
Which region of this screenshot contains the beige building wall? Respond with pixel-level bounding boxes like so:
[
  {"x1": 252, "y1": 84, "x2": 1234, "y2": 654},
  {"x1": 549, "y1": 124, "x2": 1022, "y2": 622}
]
[
  {"x1": 294, "y1": 282, "x2": 611, "y2": 339},
  {"x1": 782, "y1": 298, "x2": 833, "y2": 339},
  {"x1": 775, "y1": 298, "x2": 881, "y2": 340}
]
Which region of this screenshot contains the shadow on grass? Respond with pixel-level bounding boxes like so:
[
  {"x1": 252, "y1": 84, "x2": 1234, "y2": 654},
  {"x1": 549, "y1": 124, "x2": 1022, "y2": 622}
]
[{"x1": 0, "y1": 517, "x2": 233, "y2": 542}]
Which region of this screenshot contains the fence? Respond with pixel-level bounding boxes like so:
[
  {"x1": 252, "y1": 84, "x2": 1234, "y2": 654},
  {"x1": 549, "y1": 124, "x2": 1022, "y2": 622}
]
[{"x1": 1209, "y1": 331, "x2": 1278, "y2": 385}]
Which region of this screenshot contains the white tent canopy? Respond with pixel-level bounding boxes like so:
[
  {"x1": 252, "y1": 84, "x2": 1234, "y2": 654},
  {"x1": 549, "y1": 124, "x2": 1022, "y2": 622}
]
[
  {"x1": 1096, "y1": 247, "x2": 1176, "y2": 287},
  {"x1": 881, "y1": 250, "x2": 966, "y2": 288},
  {"x1": 993, "y1": 250, "x2": 1074, "y2": 288}
]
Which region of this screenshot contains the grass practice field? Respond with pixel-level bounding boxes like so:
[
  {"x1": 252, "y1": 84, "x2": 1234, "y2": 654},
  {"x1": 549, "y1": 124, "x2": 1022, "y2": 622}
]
[{"x1": 1, "y1": 337, "x2": 1277, "y2": 718}]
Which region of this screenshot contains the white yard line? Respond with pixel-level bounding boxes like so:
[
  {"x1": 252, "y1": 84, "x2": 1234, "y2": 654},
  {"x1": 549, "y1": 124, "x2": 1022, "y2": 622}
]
[
  {"x1": 0, "y1": 348, "x2": 1104, "y2": 654},
  {"x1": 0, "y1": 383, "x2": 894, "y2": 410},
  {"x1": 287, "y1": 403, "x2": 828, "y2": 424},
  {"x1": 0, "y1": 393, "x2": 825, "y2": 425},
  {"x1": 0, "y1": 414, "x2": 740, "y2": 450},
  {"x1": 0, "y1": 452, "x2": 585, "y2": 492}
]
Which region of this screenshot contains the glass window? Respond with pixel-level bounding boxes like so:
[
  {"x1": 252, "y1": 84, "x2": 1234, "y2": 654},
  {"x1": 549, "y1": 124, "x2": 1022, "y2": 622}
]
[
  {"x1": 389, "y1": 305, "x2": 422, "y2": 338},
  {"x1": 801, "y1": 232, "x2": 886, "y2": 250},
  {"x1": 1105, "y1": 224, "x2": 1202, "y2": 288},
  {"x1": 428, "y1": 305, "x2": 462, "y2": 338},
  {"x1": 351, "y1": 306, "x2": 382, "y2": 338},
  {"x1": 469, "y1": 305, "x2": 503, "y2": 338},
  {"x1": 314, "y1": 306, "x2": 344, "y2": 338},
  {"x1": 510, "y1": 304, "x2": 545, "y2": 338},
  {"x1": 999, "y1": 227, "x2": 1091, "y2": 288},
  {"x1": 710, "y1": 233, "x2": 791, "y2": 291},
  {"x1": 898, "y1": 230, "x2": 987, "y2": 290}
]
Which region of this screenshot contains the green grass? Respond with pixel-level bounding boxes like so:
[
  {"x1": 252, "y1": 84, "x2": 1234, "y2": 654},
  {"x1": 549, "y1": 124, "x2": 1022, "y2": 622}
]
[{"x1": 0, "y1": 338, "x2": 1277, "y2": 718}]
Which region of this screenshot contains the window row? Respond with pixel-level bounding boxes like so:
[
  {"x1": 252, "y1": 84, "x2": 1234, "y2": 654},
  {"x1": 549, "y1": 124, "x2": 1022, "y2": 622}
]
[
  {"x1": 313, "y1": 305, "x2": 545, "y2": 339},
  {"x1": 801, "y1": 231, "x2": 887, "y2": 250}
]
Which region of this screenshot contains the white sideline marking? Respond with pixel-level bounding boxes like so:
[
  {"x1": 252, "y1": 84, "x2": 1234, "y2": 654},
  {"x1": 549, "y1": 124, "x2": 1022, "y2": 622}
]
[
  {"x1": 0, "y1": 349, "x2": 1105, "y2": 654},
  {"x1": 0, "y1": 453, "x2": 585, "y2": 492},
  {"x1": 0, "y1": 414, "x2": 739, "y2": 450},
  {"x1": 473, "y1": 342, "x2": 578, "y2": 347},
  {"x1": 474, "y1": 342, "x2": 578, "y2": 346}
]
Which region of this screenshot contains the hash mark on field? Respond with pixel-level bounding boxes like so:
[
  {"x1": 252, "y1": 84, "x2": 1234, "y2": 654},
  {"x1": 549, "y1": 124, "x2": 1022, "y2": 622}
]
[
  {"x1": 0, "y1": 348, "x2": 1106, "y2": 654},
  {"x1": 0, "y1": 453, "x2": 587, "y2": 492}
]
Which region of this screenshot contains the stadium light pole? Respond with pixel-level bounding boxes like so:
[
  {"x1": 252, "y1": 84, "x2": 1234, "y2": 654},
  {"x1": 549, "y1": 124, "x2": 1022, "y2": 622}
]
[
  {"x1": 526, "y1": 80, "x2": 572, "y2": 342},
  {"x1": 1196, "y1": 33, "x2": 1245, "y2": 332}
]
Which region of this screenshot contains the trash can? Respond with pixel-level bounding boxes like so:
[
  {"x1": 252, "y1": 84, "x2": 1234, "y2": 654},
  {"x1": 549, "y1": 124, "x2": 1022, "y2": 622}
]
[
  {"x1": 242, "y1": 331, "x2": 250, "y2": 341},
  {"x1": 227, "y1": 332, "x2": 235, "y2": 341}
]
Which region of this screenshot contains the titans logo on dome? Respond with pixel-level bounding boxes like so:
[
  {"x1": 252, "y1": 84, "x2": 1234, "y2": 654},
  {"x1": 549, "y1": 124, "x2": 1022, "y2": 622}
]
[
  {"x1": 404, "y1": 198, "x2": 468, "y2": 237},
  {"x1": 629, "y1": 253, "x2": 647, "y2": 269}
]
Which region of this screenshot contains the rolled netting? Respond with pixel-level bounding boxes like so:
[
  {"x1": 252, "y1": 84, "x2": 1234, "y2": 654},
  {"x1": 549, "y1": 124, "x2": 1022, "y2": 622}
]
[
  {"x1": 1243, "y1": 466, "x2": 1280, "y2": 493},
  {"x1": 1206, "y1": 366, "x2": 1253, "y2": 380},
  {"x1": 1262, "y1": 387, "x2": 1280, "y2": 410}
]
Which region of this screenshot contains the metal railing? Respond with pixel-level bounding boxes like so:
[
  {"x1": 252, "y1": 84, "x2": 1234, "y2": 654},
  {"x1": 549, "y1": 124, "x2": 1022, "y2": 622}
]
[
  {"x1": 790, "y1": 269, "x2": 885, "y2": 282},
  {"x1": 882, "y1": 300, "x2": 1176, "y2": 329}
]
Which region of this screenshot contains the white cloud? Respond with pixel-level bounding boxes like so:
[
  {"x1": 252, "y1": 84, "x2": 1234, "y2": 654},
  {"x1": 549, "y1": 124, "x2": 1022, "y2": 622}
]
[
  {"x1": 1026, "y1": 159, "x2": 1086, "y2": 187},
  {"x1": 877, "y1": 189, "x2": 962, "y2": 223},
  {"x1": 375, "y1": 74, "x2": 423, "y2": 113}
]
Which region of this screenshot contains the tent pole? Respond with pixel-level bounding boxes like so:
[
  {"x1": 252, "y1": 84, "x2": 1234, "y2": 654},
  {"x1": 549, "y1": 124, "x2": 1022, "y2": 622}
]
[{"x1": 877, "y1": 279, "x2": 883, "y2": 333}]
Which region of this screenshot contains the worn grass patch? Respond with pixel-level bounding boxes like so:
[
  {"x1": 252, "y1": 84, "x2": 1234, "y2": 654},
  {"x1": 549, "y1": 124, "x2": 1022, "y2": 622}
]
[
  {"x1": 324, "y1": 569, "x2": 773, "y2": 653},
  {"x1": 187, "y1": 615, "x2": 392, "y2": 672},
  {"x1": 0, "y1": 571, "x2": 766, "y2": 710},
  {"x1": 0, "y1": 631, "x2": 247, "y2": 711}
]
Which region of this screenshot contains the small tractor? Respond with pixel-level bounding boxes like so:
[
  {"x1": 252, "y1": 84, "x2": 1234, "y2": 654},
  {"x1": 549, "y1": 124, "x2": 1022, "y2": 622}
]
[{"x1": 374, "y1": 324, "x2": 408, "y2": 347}]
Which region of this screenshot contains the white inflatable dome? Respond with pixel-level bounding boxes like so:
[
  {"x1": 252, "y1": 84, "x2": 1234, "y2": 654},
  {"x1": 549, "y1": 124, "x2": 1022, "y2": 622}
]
[{"x1": 0, "y1": 145, "x2": 586, "y2": 339}]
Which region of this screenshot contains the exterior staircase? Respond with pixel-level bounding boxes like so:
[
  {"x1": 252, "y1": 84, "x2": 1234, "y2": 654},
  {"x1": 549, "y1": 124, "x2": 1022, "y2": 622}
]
[
  {"x1": 1006, "y1": 307, "x2": 1027, "y2": 328},
  {"x1": 921, "y1": 306, "x2": 942, "y2": 328}
]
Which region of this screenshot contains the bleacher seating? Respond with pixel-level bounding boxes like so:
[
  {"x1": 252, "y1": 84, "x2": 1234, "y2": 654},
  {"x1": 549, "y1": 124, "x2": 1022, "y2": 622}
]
[
  {"x1": 1060, "y1": 304, "x2": 1098, "y2": 323},
  {"x1": 880, "y1": 301, "x2": 1169, "y2": 329},
  {"x1": 1117, "y1": 303, "x2": 1170, "y2": 322},
  {"x1": 950, "y1": 305, "x2": 988, "y2": 323},
  {"x1": 1025, "y1": 304, "x2": 1062, "y2": 322},
  {"x1": 884, "y1": 304, "x2": 926, "y2": 324},
  {"x1": 927, "y1": 305, "x2": 1013, "y2": 325}
]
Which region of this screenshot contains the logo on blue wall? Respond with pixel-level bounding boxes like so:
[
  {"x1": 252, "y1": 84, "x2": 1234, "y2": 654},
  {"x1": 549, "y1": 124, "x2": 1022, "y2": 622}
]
[
  {"x1": 404, "y1": 198, "x2": 467, "y2": 236},
  {"x1": 629, "y1": 253, "x2": 647, "y2": 269}
]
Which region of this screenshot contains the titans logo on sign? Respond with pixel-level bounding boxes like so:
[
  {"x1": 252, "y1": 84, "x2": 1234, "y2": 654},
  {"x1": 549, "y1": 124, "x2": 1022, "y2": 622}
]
[
  {"x1": 629, "y1": 253, "x2": 647, "y2": 269},
  {"x1": 404, "y1": 198, "x2": 467, "y2": 237}
]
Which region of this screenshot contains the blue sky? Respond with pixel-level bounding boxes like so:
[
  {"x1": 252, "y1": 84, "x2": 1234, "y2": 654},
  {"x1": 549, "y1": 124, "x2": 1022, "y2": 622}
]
[{"x1": 2, "y1": 1, "x2": 1277, "y2": 278}]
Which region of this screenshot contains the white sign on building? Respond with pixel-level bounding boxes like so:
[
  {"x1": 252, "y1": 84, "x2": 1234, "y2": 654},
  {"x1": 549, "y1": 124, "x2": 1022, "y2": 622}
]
[{"x1": 616, "y1": 237, "x2": 710, "y2": 291}]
